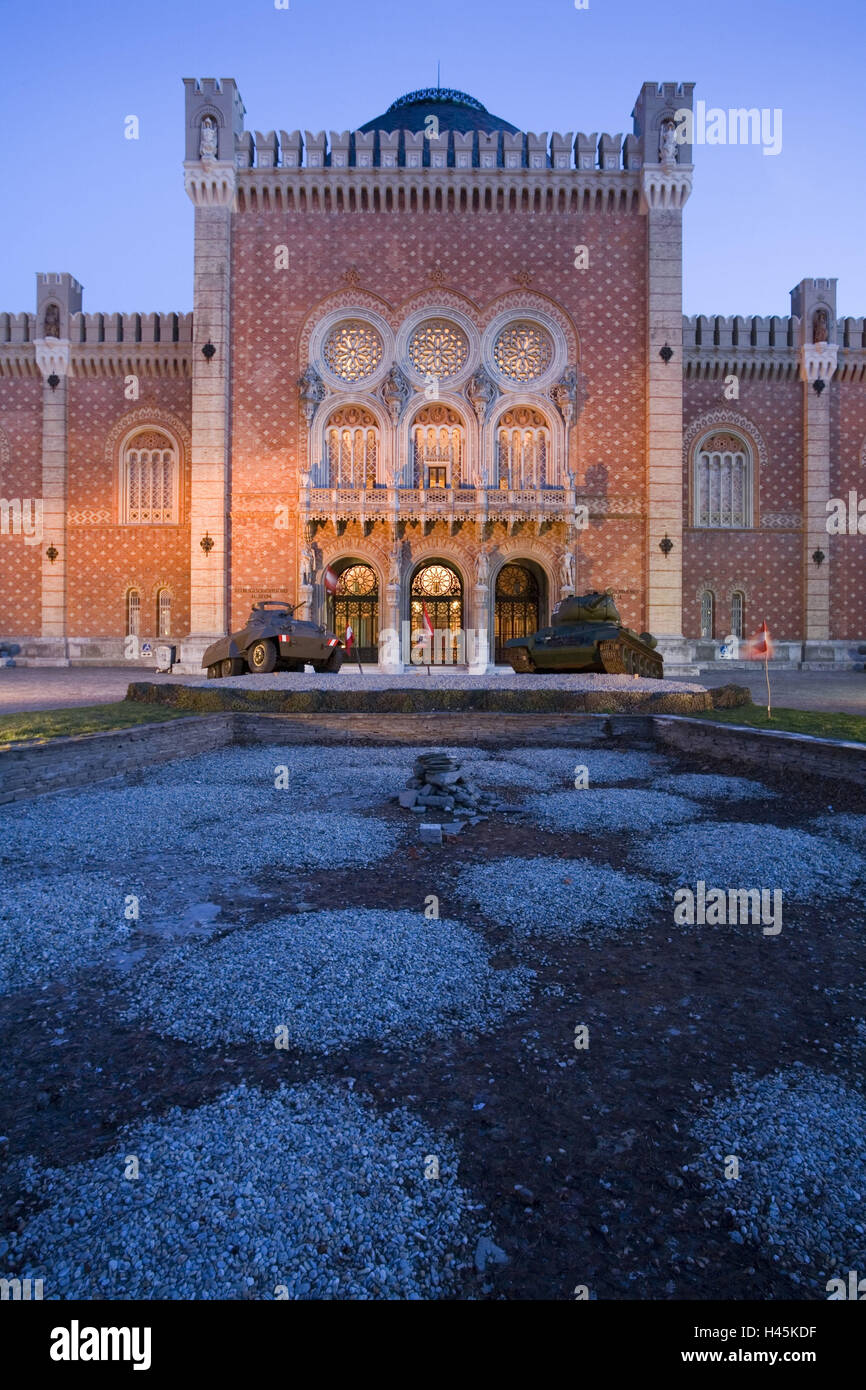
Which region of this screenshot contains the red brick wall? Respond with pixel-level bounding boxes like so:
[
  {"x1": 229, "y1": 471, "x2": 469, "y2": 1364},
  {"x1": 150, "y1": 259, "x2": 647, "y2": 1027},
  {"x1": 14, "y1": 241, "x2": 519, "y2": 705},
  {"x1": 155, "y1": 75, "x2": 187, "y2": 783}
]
[
  {"x1": 832, "y1": 381, "x2": 866, "y2": 637},
  {"x1": 0, "y1": 376, "x2": 43, "y2": 635}
]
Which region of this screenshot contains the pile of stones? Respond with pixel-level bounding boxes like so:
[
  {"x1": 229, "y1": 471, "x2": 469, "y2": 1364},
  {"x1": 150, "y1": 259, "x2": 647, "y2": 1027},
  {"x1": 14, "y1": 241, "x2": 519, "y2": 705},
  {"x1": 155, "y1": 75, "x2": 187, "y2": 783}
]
[{"x1": 397, "y1": 752, "x2": 505, "y2": 844}]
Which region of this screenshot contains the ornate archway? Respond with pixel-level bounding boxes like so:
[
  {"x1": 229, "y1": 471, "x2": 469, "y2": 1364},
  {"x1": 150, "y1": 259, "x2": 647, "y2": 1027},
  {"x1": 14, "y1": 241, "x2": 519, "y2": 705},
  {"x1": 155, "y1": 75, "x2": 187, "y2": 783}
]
[
  {"x1": 494, "y1": 563, "x2": 540, "y2": 662},
  {"x1": 329, "y1": 561, "x2": 380, "y2": 663},
  {"x1": 410, "y1": 560, "x2": 464, "y2": 663}
]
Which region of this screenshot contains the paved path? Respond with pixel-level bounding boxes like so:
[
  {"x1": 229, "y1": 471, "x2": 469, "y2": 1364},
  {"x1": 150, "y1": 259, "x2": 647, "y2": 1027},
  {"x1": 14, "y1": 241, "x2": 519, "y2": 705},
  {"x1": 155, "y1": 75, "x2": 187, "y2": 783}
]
[{"x1": 0, "y1": 664, "x2": 864, "y2": 715}]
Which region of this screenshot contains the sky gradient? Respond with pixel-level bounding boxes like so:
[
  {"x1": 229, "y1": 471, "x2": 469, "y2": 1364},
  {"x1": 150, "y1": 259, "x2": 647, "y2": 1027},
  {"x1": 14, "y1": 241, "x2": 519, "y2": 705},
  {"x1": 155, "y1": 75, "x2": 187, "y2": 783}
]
[{"x1": 0, "y1": 0, "x2": 863, "y2": 318}]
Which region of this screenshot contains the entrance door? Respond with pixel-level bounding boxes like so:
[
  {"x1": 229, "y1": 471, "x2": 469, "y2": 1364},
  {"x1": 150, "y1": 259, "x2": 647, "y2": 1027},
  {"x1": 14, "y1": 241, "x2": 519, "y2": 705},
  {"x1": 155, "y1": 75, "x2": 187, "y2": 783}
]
[
  {"x1": 332, "y1": 563, "x2": 379, "y2": 662},
  {"x1": 410, "y1": 562, "x2": 463, "y2": 663},
  {"x1": 495, "y1": 563, "x2": 539, "y2": 663}
]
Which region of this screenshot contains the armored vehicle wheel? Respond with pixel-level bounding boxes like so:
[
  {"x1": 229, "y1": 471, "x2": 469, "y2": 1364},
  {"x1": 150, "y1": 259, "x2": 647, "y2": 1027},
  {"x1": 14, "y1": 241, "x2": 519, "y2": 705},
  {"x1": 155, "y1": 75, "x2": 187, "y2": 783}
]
[
  {"x1": 206, "y1": 663, "x2": 220, "y2": 680},
  {"x1": 221, "y1": 657, "x2": 244, "y2": 678},
  {"x1": 316, "y1": 647, "x2": 344, "y2": 674},
  {"x1": 247, "y1": 639, "x2": 277, "y2": 674}
]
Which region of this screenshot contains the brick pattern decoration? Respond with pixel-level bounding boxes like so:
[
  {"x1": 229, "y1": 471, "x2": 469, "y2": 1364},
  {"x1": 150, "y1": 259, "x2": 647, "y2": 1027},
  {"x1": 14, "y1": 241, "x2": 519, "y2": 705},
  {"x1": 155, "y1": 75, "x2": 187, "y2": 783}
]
[
  {"x1": 833, "y1": 381, "x2": 866, "y2": 636},
  {"x1": 0, "y1": 378, "x2": 44, "y2": 633}
]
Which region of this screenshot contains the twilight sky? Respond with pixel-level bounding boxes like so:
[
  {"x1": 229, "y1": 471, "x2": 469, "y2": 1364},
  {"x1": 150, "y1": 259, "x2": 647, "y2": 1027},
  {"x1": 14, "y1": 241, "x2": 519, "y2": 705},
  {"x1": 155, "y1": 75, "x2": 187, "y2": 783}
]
[{"x1": 0, "y1": 0, "x2": 863, "y2": 318}]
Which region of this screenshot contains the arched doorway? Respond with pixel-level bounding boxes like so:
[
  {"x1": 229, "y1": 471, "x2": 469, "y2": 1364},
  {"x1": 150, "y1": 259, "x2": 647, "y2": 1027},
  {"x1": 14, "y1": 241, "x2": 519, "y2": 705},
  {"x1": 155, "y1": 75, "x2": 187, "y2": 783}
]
[
  {"x1": 495, "y1": 563, "x2": 540, "y2": 663},
  {"x1": 411, "y1": 561, "x2": 464, "y2": 663},
  {"x1": 330, "y1": 562, "x2": 379, "y2": 663}
]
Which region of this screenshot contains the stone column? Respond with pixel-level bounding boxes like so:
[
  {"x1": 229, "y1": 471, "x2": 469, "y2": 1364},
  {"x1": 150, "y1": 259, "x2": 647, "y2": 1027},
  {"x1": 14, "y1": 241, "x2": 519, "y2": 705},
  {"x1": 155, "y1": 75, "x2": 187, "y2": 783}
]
[
  {"x1": 800, "y1": 344, "x2": 837, "y2": 646},
  {"x1": 640, "y1": 165, "x2": 693, "y2": 652},
  {"x1": 35, "y1": 340, "x2": 71, "y2": 663},
  {"x1": 180, "y1": 161, "x2": 236, "y2": 669}
]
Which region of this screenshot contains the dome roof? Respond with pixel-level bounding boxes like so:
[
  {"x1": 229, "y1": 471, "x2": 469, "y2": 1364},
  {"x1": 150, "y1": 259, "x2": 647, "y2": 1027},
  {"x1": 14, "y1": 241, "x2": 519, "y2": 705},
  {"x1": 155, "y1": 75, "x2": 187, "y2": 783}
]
[{"x1": 359, "y1": 88, "x2": 519, "y2": 135}]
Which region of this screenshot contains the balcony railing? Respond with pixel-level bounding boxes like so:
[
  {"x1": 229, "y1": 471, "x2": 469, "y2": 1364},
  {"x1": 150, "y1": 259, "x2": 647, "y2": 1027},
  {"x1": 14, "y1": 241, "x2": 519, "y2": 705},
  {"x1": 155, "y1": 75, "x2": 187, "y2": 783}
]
[{"x1": 305, "y1": 485, "x2": 577, "y2": 525}]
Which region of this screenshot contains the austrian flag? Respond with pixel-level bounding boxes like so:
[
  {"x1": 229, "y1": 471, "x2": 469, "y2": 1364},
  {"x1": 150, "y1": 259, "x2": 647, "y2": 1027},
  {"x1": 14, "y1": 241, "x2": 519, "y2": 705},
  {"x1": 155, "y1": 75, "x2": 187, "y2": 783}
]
[
  {"x1": 421, "y1": 603, "x2": 435, "y2": 637},
  {"x1": 345, "y1": 624, "x2": 354, "y2": 651},
  {"x1": 746, "y1": 620, "x2": 773, "y2": 660},
  {"x1": 323, "y1": 565, "x2": 338, "y2": 595}
]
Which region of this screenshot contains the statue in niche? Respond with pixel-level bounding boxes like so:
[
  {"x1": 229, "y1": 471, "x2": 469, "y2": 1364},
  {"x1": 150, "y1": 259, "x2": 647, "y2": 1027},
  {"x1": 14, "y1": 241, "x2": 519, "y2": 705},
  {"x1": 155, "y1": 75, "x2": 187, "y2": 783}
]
[
  {"x1": 388, "y1": 546, "x2": 402, "y2": 589},
  {"x1": 381, "y1": 365, "x2": 411, "y2": 424},
  {"x1": 300, "y1": 538, "x2": 316, "y2": 585},
  {"x1": 466, "y1": 367, "x2": 498, "y2": 422},
  {"x1": 551, "y1": 366, "x2": 578, "y2": 426},
  {"x1": 298, "y1": 366, "x2": 326, "y2": 426},
  {"x1": 43, "y1": 303, "x2": 61, "y2": 339},
  {"x1": 475, "y1": 549, "x2": 490, "y2": 587},
  {"x1": 659, "y1": 120, "x2": 677, "y2": 165},
  {"x1": 812, "y1": 309, "x2": 829, "y2": 344},
  {"x1": 200, "y1": 118, "x2": 218, "y2": 160},
  {"x1": 559, "y1": 550, "x2": 575, "y2": 591}
]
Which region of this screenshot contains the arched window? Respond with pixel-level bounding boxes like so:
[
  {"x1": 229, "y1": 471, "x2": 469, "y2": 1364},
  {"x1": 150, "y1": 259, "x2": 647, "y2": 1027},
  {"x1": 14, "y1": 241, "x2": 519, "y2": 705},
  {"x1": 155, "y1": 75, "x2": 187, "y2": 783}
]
[
  {"x1": 694, "y1": 433, "x2": 752, "y2": 528},
  {"x1": 126, "y1": 589, "x2": 141, "y2": 637},
  {"x1": 157, "y1": 589, "x2": 172, "y2": 638},
  {"x1": 412, "y1": 405, "x2": 465, "y2": 489},
  {"x1": 700, "y1": 591, "x2": 715, "y2": 639},
  {"x1": 326, "y1": 407, "x2": 379, "y2": 488},
  {"x1": 731, "y1": 591, "x2": 744, "y2": 640},
  {"x1": 496, "y1": 408, "x2": 551, "y2": 489},
  {"x1": 123, "y1": 430, "x2": 179, "y2": 524}
]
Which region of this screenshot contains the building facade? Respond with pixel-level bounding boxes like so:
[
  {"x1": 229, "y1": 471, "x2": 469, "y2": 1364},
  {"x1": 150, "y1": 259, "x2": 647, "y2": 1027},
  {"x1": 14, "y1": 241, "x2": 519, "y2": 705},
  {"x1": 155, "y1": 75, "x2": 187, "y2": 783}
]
[{"x1": 0, "y1": 77, "x2": 864, "y2": 671}]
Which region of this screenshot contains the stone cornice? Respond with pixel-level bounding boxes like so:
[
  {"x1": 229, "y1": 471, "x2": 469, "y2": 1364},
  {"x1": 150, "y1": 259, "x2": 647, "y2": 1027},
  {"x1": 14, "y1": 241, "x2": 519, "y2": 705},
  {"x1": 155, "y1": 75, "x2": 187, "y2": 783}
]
[
  {"x1": 234, "y1": 166, "x2": 642, "y2": 214},
  {"x1": 183, "y1": 159, "x2": 237, "y2": 207},
  {"x1": 640, "y1": 164, "x2": 694, "y2": 212},
  {"x1": 684, "y1": 348, "x2": 799, "y2": 382},
  {"x1": 0, "y1": 342, "x2": 191, "y2": 379},
  {"x1": 799, "y1": 343, "x2": 838, "y2": 384},
  {"x1": 34, "y1": 339, "x2": 71, "y2": 379}
]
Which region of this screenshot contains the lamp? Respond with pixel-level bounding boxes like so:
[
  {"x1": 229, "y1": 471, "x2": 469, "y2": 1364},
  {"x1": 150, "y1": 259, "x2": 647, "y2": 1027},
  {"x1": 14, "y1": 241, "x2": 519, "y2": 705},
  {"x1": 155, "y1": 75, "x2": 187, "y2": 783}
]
[
  {"x1": 659, "y1": 534, "x2": 674, "y2": 557},
  {"x1": 812, "y1": 548, "x2": 825, "y2": 567},
  {"x1": 812, "y1": 378, "x2": 826, "y2": 395},
  {"x1": 201, "y1": 341, "x2": 216, "y2": 361},
  {"x1": 47, "y1": 373, "x2": 60, "y2": 391},
  {"x1": 45, "y1": 544, "x2": 59, "y2": 564},
  {"x1": 659, "y1": 343, "x2": 674, "y2": 363},
  {"x1": 200, "y1": 533, "x2": 214, "y2": 556}
]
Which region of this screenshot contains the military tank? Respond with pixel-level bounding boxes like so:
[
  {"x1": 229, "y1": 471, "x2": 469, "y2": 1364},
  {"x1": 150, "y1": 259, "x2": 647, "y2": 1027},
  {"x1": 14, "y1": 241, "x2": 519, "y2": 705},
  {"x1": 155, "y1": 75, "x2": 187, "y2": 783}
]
[{"x1": 502, "y1": 590, "x2": 664, "y2": 678}]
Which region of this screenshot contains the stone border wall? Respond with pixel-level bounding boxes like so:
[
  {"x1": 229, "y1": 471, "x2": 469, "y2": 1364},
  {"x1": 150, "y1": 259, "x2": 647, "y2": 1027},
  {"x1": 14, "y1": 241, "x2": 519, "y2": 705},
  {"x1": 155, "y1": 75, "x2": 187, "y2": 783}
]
[{"x1": 653, "y1": 716, "x2": 865, "y2": 786}]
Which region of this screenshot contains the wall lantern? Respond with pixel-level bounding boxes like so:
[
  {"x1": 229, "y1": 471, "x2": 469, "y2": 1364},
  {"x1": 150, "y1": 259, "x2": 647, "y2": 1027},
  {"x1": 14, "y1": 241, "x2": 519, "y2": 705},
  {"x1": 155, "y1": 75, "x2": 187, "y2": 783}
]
[
  {"x1": 46, "y1": 544, "x2": 59, "y2": 564},
  {"x1": 659, "y1": 533, "x2": 674, "y2": 557},
  {"x1": 200, "y1": 533, "x2": 215, "y2": 556},
  {"x1": 812, "y1": 548, "x2": 826, "y2": 567},
  {"x1": 201, "y1": 341, "x2": 216, "y2": 361},
  {"x1": 659, "y1": 343, "x2": 674, "y2": 363},
  {"x1": 47, "y1": 373, "x2": 60, "y2": 391},
  {"x1": 812, "y1": 378, "x2": 826, "y2": 395}
]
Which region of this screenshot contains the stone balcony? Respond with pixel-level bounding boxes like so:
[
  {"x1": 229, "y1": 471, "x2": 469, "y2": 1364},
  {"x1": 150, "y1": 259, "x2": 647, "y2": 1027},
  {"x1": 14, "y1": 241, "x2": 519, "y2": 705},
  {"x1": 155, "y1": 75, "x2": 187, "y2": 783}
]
[{"x1": 303, "y1": 485, "x2": 588, "y2": 533}]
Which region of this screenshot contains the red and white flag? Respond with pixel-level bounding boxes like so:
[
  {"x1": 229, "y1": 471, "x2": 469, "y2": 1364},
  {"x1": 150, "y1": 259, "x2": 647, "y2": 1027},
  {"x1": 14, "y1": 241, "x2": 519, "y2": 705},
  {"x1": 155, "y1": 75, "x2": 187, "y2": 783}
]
[
  {"x1": 345, "y1": 624, "x2": 354, "y2": 651},
  {"x1": 746, "y1": 620, "x2": 773, "y2": 661},
  {"x1": 421, "y1": 603, "x2": 434, "y2": 638},
  {"x1": 323, "y1": 565, "x2": 338, "y2": 595}
]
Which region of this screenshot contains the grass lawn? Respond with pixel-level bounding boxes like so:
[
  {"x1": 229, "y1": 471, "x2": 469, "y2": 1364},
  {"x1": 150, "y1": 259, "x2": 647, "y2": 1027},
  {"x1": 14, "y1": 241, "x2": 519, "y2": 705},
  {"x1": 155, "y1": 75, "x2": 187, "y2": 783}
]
[
  {"x1": 695, "y1": 704, "x2": 866, "y2": 745},
  {"x1": 0, "y1": 701, "x2": 193, "y2": 746}
]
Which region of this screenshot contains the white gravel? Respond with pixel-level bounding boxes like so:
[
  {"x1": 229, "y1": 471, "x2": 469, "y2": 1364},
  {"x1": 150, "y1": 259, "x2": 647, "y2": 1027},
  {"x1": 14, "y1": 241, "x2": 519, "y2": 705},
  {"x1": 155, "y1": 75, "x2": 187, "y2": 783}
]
[
  {"x1": 812, "y1": 812, "x2": 866, "y2": 854},
  {"x1": 634, "y1": 822, "x2": 866, "y2": 900},
  {"x1": 505, "y1": 747, "x2": 666, "y2": 784},
  {"x1": 456, "y1": 857, "x2": 663, "y2": 939},
  {"x1": 124, "y1": 909, "x2": 533, "y2": 1051},
  {"x1": 12, "y1": 1081, "x2": 491, "y2": 1300},
  {"x1": 184, "y1": 670, "x2": 706, "y2": 693},
  {"x1": 656, "y1": 774, "x2": 778, "y2": 801},
  {"x1": 0, "y1": 871, "x2": 143, "y2": 995},
  {"x1": 521, "y1": 788, "x2": 701, "y2": 834},
  {"x1": 689, "y1": 1065, "x2": 866, "y2": 1291}
]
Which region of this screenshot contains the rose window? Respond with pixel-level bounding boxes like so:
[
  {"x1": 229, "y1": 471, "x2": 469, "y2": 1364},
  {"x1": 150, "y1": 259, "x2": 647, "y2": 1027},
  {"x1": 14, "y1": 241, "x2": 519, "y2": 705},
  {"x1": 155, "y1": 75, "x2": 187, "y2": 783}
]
[
  {"x1": 323, "y1": 321, "x2": 384, "y2": 382},
  {"x1": 407, "y1": 320, "x2": 469, "y2": 379},
  {"x1": 493, "y1": 322, "x2": 553, "y2": 382}
]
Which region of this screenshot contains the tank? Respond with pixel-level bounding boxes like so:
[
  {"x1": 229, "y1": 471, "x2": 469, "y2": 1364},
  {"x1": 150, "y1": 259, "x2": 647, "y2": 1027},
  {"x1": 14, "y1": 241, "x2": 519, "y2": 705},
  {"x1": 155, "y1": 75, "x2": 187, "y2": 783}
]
[{"x1": 502, "y1": 590, "x2": 664, "y2": 678}]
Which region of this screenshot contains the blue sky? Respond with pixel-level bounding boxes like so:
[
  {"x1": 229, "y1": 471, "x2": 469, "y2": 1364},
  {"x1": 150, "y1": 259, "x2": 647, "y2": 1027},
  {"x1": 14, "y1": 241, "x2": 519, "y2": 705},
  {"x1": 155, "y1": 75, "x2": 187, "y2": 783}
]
[{"x1": 1, "y1": 0, "x2": 863, "y2": 317}]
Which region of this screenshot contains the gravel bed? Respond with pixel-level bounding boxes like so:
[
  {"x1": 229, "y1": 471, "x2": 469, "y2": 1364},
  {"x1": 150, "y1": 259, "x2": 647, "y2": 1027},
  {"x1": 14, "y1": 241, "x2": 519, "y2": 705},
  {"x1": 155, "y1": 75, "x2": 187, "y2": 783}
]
[
  {"x1": 504, "y1": 747, "x2": 665, "y2": 784},
  {"x1": 124, "y1": 909, "x2": 533, "y2": 1051},
  {"x1": 521, "y1": 788, "x2": 701, "y2": 834},
  {"x1": 184, "y1": 670, "x2": 706, "y2": 693},
  {"x1": 812, "y1": 812, "x2": 866, "y2": 854},
  {"x1": 0, "y1": 871, "x2": 143, "y2": 995},
  {"x1": 456, "y1": 857, "x2": 663, "y2": 939},
  {"x1": 656, "y1": 773, "x2": 778, "y2": 801},
  {"x1": 0, "y1": 776, "x2": 401, "y2": 875},
  {"x1": 634, "y1": 823, "x2": 866, "y2": 900},
  {"x1": 12, "y1": 1081, "x2": 490, "y2": 1300},
  {"x1": 689, "y1": 1065, "x2": 866, "y2": 1291}
]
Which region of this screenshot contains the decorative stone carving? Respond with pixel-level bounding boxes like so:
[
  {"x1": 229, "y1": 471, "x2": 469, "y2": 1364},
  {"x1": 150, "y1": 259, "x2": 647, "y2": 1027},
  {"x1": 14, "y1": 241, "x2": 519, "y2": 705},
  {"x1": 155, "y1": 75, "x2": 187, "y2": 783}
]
[
  {"x1": 388, "y1": 546, "x2": 402, "y2": 589},
  {"x1": 298, "y1": 366, "x2": 326, "y2": 425},
  {"x1": 559, "y1": 550, "x2": 575, "y2": 591},
  {"x1": 475, "y1": 549, "x2": 490, "y2": 586},
  {"x1": 300, "y1": 539, "x2": 316, "y2": 585},
  {"x1": 381, "y1": 365, "x2": 411, "y2": 423},
  {"x1": 493, "y1": 321, "x2": 553, "y2": 383},
  {"x1": 408, "y1": 319, "x2": 469, "y2": 379},
  {"x1": 812, "y1": 309, "x2": 829, "y2": 344},
  {"x1": 466, "y1": 367, "x2": 499, "y2": 421},
  {"x1": 550, "y1": 366, "x2": 578, "y2": 426},
  {"x1": 659, "y1": 120, "x2": 677, "y2": 166},
  {"x1": 323, "y1": 320, "x2": 384, "y2": 383},
  {"x1": 200, "y1": 117, "x2": 218, "y2": 160},
  {"x1": 43, "y1": 303, "x2": 61, "y2": 339}
]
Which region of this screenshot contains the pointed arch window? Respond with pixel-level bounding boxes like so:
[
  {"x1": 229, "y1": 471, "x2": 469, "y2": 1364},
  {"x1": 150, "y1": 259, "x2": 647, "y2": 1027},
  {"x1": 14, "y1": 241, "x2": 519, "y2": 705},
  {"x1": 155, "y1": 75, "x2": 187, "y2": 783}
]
[
  {"x1": 123, "y1": 430, "x2": 179, "y2": 524},
  {"x1": 126, "y1": 589, "x2": 141, "y2": 638},
  {"x1": 700, "y1": 590, "x2": 715, "y2": 639},
  {"x1": 412, "y1": 405, "x2": 465, "y2": 488},
  {"x1": 496, "y1": 408, "x2": 551, "y2": 489},
  {"x1": 157, "y1": 589, "x2": 172, "y2": 638},
  {"x1": 326, "y1": 407, "x2": 379, "y2": 488},
  {"x1": 694, "y1": 433, "x2": 753, "y2": 528}
]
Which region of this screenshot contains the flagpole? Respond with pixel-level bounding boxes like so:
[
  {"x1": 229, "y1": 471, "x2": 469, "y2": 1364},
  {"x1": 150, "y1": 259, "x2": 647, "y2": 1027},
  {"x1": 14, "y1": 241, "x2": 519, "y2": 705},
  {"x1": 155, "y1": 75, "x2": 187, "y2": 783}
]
[{"x1": 764, "y1": 617, "x2": 772, "y2": 719}]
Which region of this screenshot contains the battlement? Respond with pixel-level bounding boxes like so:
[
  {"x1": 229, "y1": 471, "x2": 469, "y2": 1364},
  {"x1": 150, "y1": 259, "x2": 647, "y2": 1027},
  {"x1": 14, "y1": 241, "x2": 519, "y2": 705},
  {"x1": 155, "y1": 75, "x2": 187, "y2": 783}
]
[
  {"x1": 0, "y1": 311, "x2": 192, "y2": 345},
  {"x1": 231, "y1": 128, "x2": 637, "y2": 171},
  {"x1": 683, "y1": 314, "x2": 798, "y2": 349}
]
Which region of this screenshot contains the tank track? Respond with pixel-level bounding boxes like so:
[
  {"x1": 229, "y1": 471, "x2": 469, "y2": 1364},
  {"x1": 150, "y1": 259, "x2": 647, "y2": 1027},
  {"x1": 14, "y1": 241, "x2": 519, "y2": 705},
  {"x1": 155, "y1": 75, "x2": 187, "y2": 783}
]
[
  {"x1": 598, "y1": 635, "x2": 664, "y2": 679},
  {"x1": 506, "y1": 647, "x2": 534, "y2": 673}
]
